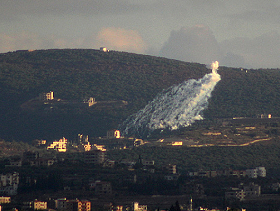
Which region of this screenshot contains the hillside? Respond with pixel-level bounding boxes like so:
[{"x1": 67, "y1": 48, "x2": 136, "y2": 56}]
[{"x1": 1, "y1": 49, "x2": 280, "y2": 142}]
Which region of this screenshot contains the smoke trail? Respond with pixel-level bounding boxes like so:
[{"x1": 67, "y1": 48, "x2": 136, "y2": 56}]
[{"x1": 120, "y1": 61, "x2": 221, "y2": 138}]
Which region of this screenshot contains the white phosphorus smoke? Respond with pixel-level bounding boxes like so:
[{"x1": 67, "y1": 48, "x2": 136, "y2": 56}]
[{"x1": 120, "y1": 61, "x2": 221, "y2": 138}]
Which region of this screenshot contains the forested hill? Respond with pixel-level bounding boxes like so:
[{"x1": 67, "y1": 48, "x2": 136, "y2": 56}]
[{"x1": 0, "y1": 49, "x2": 280, "y2": 142}]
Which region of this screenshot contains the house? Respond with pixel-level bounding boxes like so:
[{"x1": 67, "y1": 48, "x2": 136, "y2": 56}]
[
  {"x1": 39, "y1": 91, "x2": 54, "y2": 101},
  {"x1": 132, "y1": 202, "x2": 147, "y2": 211},
  {"x1": 30, "y1": 200, "x2": 47, "y2": 210},
  {"x1": 225, "y1": 188, "x2": 246, "y2": 201},
  {"x1": 100, "y1": 47, "x2": 109, "y2": 52},
  {"x1": 164, "y1": 164, "x2": 177, "y2": 174},
  {"x1": 225, "y1": 182, "x2": 261, "y2": 201},
  {"x1": 47, "y1": 137, "x2": 67, "y2": 152},
  {"x1": 246, "y1": 167, "x2": 266, "y2": 178},
  {"x1": 107, "y1": 129, "x2": 121, "y2": 139}
]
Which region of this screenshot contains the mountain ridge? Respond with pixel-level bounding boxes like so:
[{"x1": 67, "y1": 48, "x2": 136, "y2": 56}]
[{"x1": 1, "y1": 49, "x2": 280, "y2": 142}]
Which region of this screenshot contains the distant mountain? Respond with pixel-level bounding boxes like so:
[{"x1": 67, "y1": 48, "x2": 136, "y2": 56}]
[{"x1": 0, "y1": 49, "x2": 280, "y2": 142}]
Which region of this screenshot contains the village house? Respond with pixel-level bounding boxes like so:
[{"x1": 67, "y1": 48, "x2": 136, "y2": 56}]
[
  {"x1": 0, "y1": 196, "x2": 11, "y2": 204},
  {"x1": 55, "y1": 198, "x2": 91, "y2": 211},
  {"x1": 47, "y1": 137, "x2": 67, "y2": 152}
]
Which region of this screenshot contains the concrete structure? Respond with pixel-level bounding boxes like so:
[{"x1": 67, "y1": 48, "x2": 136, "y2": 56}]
[
  {"x1": 83, "y1": 150, "x2": 105, "y2": 165},
  {"x1": 94, "y1": 181, "x2": 112, "y2": 195},
  {"x1": 0, "y1": 196, "x2": 11, "y2": 204},
  {"x1": 225, "y1": 182, "x2": 261, "y2": 201},
  {"x1": 107, "y1": 129, "x2": 121, "y2": 139},
  {"x1": 100, "y1": 47, "x2": 109, "y2": 52},
  {"x1": 39, "y1": 91, "x2": 54, "y2": 101},
  {"x1": 0, "y1": 172, "x2": 19, "y2": 195},
  {"x1": 225, "y1": 188, "x2": 246, "y2": 201},
  {"x1": 165, "y1": 164, "x2": 177, "y2": 174},
  {"x1": 32, "y1": 200, "x2": 47, "y2": 210},
  {"x1": 132, "y1": 202, "x2": 147, "y2": 211},
  {"x1": 47, "y1": 137, "x2": 67, "y2": 152},
  {"x1": 246, "y1": 167, "x2": 266, "y2": 178}
]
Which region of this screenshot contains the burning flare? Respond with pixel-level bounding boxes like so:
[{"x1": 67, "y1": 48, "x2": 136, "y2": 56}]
[{"x1": 120, "y1": 61, "x2": 221, "y2": 138}]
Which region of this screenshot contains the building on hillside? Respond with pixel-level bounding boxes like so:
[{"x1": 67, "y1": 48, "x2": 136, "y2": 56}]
[
  {"x1": 55, "y1": 198, "x2": 67, "y2": 210},
  {"x1": 239, "y1": 182, "x2": 261, "y2": 197},
  {"x1": 23, "y1": 151, "x2": 39, "y2": 162},
  {"x1": 94, "y1": 181, "x2": 112, "y2": 195},
  {"x1": 39, "y1": 91, "x2": 54, "y2": 101},
  {"x1": 83, "y1": 150, "x2": 105, "y2": 164},
  {"x1": 246, "y1": 167, "x2": 266, "y2": 178},
  {"x1": 164, "y1": 164, "x2": 177, "y2": 174},
  {"x1": 100, "y1": 47, "x2": 109, "y2": 52},
  {"x1": 0, "y1": 172, "x2": 19, "y2": 195},
  {"x1": 132, "y1": 202, "x2": 147, "y2": 211},
  {"x1": 0, "y1": 196, "x2": 11, "y2": 204},
  {"x1": 225, "y1": 188, "x2": 246, "y2": 201},
  {"x1": 107, "y1": 129, "x2": 121, "y2": 139},
  {"x1": 256, "y1": 166, "x2": 266, "y2": 177},
  {"x1": 33, "y1": 139, "x2": 47, "y2": 146},
  {"x1": 34, "y1": 158, "x2": 55, "y2": 166},
  {"x1": 225, "y1": 182, "x2": 261, "y2": 201},
  {"x1": 47, "y1": 137, "x2": 67, "y2": 152},
  {"x1": 30, "y1": 200, "x2": 47, "y2": 210},
  {"x1": 6, "y1": 157, "x2": 22, "y2": 167}
]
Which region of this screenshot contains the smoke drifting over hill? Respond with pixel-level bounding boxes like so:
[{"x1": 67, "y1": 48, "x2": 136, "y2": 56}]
[{"x1": 121, "y1": 61, "x2": 221, "y2": 138}]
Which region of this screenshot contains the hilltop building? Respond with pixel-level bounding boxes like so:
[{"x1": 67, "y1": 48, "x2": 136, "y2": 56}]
[
  {"x1": 39, "y1": 91, "x2": 54, "y2": 101},
  {"x1": 107, "y1": 129, "x2": 121, "y2": 139}
]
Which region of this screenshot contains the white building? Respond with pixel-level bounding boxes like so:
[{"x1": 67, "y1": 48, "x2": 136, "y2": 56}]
[
  {"x1": 47, "y1": 137, "x2": 67, "y2": 152},
  {"x1": 256, "y1": 167, "x2": 266, "y2": 177},
  {"x1": 246, "y1": 169, "x2": 258, "y2": 178},
  {"x1": 246, "y1": 167, "x2": 266, "y2": 178}
]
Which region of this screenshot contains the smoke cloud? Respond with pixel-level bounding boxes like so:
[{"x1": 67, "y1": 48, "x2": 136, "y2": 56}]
[
  {"x1": 120, "y1": 61, "x2": 221, "y2": 138},
  {"x1": 160, "y1": 25, "x2": 222, "y2": 65}
]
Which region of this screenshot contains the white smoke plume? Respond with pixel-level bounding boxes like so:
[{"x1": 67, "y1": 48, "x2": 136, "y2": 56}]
[{"x1": 120, "y1": 61, "x2": 221, "y2": 138}]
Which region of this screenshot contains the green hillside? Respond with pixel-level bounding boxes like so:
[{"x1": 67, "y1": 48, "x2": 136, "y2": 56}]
[{"x1": 0, "y1": 49, "x2": 280, "y2": 142}]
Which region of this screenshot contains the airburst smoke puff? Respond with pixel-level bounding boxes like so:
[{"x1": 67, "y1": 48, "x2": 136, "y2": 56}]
[{"x1": 121, "y1": 61, "x2": 221, "y2": 138}]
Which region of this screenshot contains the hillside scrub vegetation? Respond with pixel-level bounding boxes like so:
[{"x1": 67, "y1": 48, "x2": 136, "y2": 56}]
[{"x1": 1, "y1": 49, "x2": 280, "y2": 141}]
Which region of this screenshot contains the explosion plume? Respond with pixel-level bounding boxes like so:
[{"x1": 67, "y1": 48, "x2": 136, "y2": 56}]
[{"x1": 120, "y1": 61, "x2": 221, "y2": 138}]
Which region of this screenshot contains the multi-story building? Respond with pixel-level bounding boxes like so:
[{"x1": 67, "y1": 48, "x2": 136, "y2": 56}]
[
  {"x1": 83, "y1": 150, "x2": 105, "y2": 165},
  {"x1": 0, "y1": 172, "x2": 19, "y2": 195},
  {"x1": 94, "y1": 181, "x2": 112, "y2": 195},
  {"x1": 246, "y1": 167, "x2": 266, "y2": 178},
  {"x1": 107, "y1": 129, "x2": 121, "y2": 139},
  {"x1": 225, "y1": 182, "x2": 261, "y2": 201},
  {"x1": 0, "y1": 196, "x2": 11, "y2": 204},
  {"x1": 39, "y1": 91, "x2": 54, "y2": 101},
  {"x1": 47, "y1": 137, "x2": 67, "y2": 152},
  {"x1": 31, "y1": 200, "x2": 47, "y2": 210},
  {"x1": 55, "y1": 198, "x2": 90, "y2": 211}
]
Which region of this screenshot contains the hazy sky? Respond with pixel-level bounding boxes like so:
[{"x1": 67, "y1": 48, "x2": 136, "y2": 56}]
[{"x1": 1, "y1": 0, "x2": 280, "y2": 68}]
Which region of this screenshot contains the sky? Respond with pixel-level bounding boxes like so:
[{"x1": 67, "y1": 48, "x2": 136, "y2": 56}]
[{"x1": 1, "y1": 0, "x2": 280, "y2": 69}]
